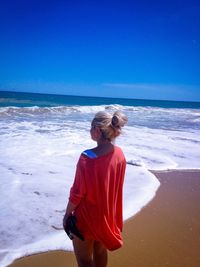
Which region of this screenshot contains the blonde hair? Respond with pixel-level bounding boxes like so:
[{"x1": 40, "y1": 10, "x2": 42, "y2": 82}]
[{"x1": 92, "y1": 111, "x2": 128, "y2": 141}]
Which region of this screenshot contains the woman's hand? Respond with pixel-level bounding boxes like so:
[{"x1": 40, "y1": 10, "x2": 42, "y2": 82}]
[
  {"x1": 63, "y1": 201, "x2": 76, "y2": 236},
  {"x1": 63, "y1": 200, "x2": 76, "y2": 230},
  {"x1": 63, "y1": 212, "x2": 69, "y2": 230},
  {"x1": 63, "y1": 212, "x2": 75, "y2": 240}
]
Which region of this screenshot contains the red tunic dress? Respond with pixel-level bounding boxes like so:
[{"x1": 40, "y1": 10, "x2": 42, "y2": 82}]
[{"x1": 69, "y1": 146, "x2": 126, "y2": 251}]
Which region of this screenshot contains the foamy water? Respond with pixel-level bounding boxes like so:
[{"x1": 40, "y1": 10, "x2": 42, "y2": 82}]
[{"x1": 0, "y1": 104, "x2": 200, "y2": 266}]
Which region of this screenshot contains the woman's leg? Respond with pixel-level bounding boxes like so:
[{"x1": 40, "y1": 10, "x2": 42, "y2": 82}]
[
  {"x1": 72, "y1": 236, "x2": 94, "y2": 267},
  {"x1": 93, "y1": 241, "x2": 108, "y2": 267}
]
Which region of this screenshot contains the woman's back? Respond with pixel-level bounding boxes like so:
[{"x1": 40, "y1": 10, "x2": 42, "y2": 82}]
[{"x1": 70, "y1": 146, "x2": 126, "y2": 250}]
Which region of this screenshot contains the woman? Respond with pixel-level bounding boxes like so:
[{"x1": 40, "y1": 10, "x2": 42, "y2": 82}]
[{"x1": 63, "y1": 111, "x2": 127, "y2": 267}]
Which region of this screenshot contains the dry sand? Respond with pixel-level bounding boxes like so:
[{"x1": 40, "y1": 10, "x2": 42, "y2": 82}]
[{"x1": 9, "y1": 170, "x2": 200, "y2": 267}]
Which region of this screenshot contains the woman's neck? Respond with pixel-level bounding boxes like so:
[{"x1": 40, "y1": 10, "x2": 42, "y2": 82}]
[
  {"x1": 93, "y1": 140, "x2": 114, "y2": 157},
  {"x1": 97, "y1": 139, "x2": 112, "y2": 147}
]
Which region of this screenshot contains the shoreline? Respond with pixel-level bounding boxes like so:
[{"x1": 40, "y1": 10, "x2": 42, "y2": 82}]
[{"x1": 8, "y1": 169, "x2": 200, "y2": 267}]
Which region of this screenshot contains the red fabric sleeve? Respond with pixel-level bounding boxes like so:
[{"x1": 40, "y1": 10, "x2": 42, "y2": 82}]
[{"x1": 69, "y1": 157, "x2": 86, "y2": 206}]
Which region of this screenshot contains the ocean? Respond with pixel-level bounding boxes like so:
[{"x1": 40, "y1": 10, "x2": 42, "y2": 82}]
[
  {"x1": 1, "y1": 90, "x2": 200, "y2": 108},
  {"x1": 0, "y1": 91, "x2": 200, "y2": 266}
]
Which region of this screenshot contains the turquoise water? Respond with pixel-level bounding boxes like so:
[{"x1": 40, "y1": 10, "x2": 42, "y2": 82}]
[{"x1": 1, "y1": 90, "x2": 200, "y2": 108}]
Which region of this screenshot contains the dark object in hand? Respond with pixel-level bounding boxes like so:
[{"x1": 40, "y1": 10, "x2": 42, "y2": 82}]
[{"x1": 63, "y1": 214, "x2": 84, "y2": 241}]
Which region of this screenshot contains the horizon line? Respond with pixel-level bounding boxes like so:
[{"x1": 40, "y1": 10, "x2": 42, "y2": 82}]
[{"x1": 1, "y1": 89, "x2": 200, "y2": 104}]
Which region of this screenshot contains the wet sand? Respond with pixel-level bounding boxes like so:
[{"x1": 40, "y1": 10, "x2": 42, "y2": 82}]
[{"x1": 9, "y1": 170, "x2": 200, "y2": 267}]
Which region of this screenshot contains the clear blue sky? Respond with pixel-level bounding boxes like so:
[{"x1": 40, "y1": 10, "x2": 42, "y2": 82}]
[{"x1": 0, "y1": 0, "x2": 200, "y2": 101}]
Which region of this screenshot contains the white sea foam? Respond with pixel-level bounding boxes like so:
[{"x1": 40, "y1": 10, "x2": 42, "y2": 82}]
[{"x1": 0, "y1": 105, "x2": 200, "y2": 266}]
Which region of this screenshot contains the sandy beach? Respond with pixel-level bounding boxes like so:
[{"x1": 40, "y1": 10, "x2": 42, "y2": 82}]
[{"x1": 9, "y1": 169, "x2": 200, "y2": 267}]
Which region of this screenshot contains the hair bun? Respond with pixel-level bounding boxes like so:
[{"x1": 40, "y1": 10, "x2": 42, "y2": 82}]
[{"x1": 111, "y1": 115, "x2": 119, "y2": 127}]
